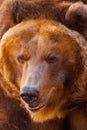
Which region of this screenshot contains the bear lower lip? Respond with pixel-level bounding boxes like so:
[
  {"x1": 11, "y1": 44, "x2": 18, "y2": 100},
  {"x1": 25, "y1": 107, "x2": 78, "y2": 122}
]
[{"x1": 28, "y1": 104, "x2": 45, "y2": 112}]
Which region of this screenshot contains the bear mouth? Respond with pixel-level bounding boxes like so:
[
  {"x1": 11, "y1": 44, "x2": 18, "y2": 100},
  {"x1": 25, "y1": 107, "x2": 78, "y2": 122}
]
[
  {"x1": 25, "y1": 88, "x2": 55, "y2": 112},
  {"x1": 27, "y1": 104, "x2": 46, "y2": 112}
]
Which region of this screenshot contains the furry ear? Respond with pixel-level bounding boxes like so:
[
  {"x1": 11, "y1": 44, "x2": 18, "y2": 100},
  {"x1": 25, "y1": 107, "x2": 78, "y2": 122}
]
[
  {"x1": 0, "y1": 0, "x2": 24, "y2": 39},
  {"x1": 0, "y1": 0, "x2": 15, "y2": 39},
  {"x1": 65, "y1": 2, "x2": 87, "y2": 39}
]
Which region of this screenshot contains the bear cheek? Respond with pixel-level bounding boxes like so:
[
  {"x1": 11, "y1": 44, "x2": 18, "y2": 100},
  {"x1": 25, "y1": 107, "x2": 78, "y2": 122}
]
[{"x1": 6, "y1": 57, "x2": 22, "y2": 88}]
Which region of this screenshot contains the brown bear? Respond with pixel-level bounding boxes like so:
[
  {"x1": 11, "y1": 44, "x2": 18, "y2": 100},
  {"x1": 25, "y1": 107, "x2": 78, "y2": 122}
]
[
  {"x1": 0, "y1": 65, "x2": 64, "y2": 130},
  {"x1": 0, "y1": 18, "x2": 87, "y2": 129},
  {"x1": 0, "y1": 0, "x2": 87, "y2": 130},
  {"x1": 0, "y1": 0, "x2": 87, "y2": 39}
]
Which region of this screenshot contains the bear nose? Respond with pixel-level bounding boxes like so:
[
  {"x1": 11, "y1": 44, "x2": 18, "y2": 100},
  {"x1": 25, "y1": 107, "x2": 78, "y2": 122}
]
[{"x1": 20, "y1": 88, "x2": 39, "y2": 105}]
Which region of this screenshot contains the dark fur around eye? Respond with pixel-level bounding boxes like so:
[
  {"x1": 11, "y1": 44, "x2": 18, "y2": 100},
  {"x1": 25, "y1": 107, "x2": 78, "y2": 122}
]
[
  {"x1": 17, "y1": 55, "x2": 29, "y2": 64},
  {"x1": 46, "y1": 56, "x2": 58, "y2": 64}
]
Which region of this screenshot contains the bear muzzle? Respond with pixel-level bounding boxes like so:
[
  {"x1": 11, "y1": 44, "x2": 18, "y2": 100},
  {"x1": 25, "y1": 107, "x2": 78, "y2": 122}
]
[{"x1": 20, "y1": 88, "x2": 40, "y2": 108}]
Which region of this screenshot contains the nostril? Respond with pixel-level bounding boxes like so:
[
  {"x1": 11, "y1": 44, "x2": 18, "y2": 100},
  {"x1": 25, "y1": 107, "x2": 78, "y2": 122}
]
[
  {"x1": 28, "y1": 94, "x2": 38, "y2": 104},
  {"x1": 21, "y1": 93, "x2": 38, "y2": 103},
  {"x1": 20, "y1": 93, "x2": 30, "y2": 102},
  {"x1": 20, "y1": 89, "x2": 39, "y2": 105}
]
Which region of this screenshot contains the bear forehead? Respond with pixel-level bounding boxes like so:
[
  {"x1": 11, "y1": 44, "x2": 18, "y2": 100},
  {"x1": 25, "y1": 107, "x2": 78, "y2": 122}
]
[
  {"x1": 1, "y1": 19, "x2": 81, "y2": 52},
  {"x1": 1, "y1": 19, "x2": 75, "y2": 42}
]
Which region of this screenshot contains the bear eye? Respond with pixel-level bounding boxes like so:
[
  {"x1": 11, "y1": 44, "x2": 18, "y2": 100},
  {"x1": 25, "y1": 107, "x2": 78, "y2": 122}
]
[
  {"x1": 46, "y1": 55, "x2": 58, "y2": 64},
  {"x1": 17, "y1": 55, "x2": 29, "y2": 64}
]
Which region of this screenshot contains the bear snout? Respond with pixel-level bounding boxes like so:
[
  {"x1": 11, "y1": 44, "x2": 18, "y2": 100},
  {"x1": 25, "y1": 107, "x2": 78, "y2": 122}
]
[{"x1": 20, "y1": 87, "x2": 39, "y2": 106}]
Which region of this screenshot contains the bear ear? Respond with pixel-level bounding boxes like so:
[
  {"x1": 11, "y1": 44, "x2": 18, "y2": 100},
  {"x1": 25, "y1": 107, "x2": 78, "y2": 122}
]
[
  {"x1": 65, "y1": 2, "x2": 87, "y2": 40},
  {"x1": 0, "y1": 0, "x2": 30, "y2": 39},
  {"x1": 0, "y1": 0, "x2": 17, "y2": 39}
]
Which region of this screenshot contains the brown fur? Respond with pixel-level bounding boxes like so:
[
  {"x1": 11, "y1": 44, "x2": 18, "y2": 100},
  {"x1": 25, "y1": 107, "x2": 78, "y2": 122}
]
[
  {"x1": 0, "y1": 19, "x2": 87, "y2": 129},
  {"x1": 0, "y1": 0, "x2": 87, "y2": 39},
  {"x1": 0, "y1": 74, "x2": 32, "y2": 130},
  {"x1": 0, "y1": 76, "x2": 65, "y2": 129},
  {"x1": 0, "y1": 0, "x2": 3, "y2": 5},
  {"x1": 0, "y1": 0, "x2": 87, "y2": 129},
  {"x1": 66, "y1": 1, "x2": 87, "y2": 39},
  {"x1": 0, "y1": 65, "x2": 64, "y2": 129}
]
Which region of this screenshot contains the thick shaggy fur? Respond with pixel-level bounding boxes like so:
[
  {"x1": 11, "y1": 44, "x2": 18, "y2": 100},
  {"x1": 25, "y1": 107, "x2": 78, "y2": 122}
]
[
  {"x1": 0, "y1": 19, "x2": 87, "y2": 129},
  {"x1": 66, "y1": 1, "x2": 87, "y2": 39},
  {"x1": 0, "y1": 0, "x2": 87, "y2": 39},
  {"x1": 0, "y1": 0, "x2": 87, "y2": 130},
  {"x1": 0, "y1": 74, "x2": 32, "y2": 130}
]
